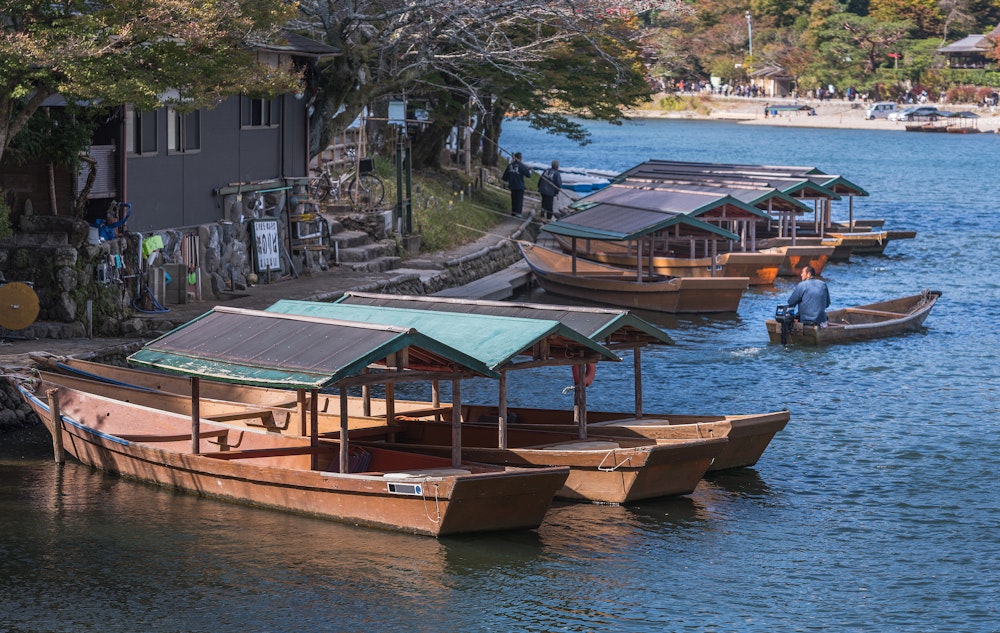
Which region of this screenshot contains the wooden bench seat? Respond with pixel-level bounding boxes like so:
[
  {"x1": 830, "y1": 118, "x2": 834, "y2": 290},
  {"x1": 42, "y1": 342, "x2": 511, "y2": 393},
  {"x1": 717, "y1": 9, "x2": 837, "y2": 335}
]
[
  {"x1": 205, "y1": 409, "x2": 290, "y2": 430},
  {"x1": 844, "y1": 307, "x2": 907, "y2": 318},
  {"x1": 118, "y1": 428, "x2": 230, "y2": 443}
]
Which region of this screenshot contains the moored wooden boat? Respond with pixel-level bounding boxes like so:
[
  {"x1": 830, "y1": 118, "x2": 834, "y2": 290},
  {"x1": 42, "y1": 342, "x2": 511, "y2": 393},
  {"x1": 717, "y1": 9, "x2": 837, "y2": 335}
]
[
  {"x1": 359, "y1": 418, "x2": 727, "y2": 503},
  {"x1": 519, "y1": 241, "x2": 748, "y2": 313},
  {"x1": 758, "y1": 243, "x2": 836, "y2": 275},
  {"x1": 765, "y1": 290, "x2": 941, "y2": 345},
  {"x1": 399, "y1": 404, "x2": 790, "y2": 472},
  {"x1": 16, "y1": 380, "x2": 569, "y2": 536},
  {"x1": 31, "y1": 369, "x2": 726, "y2": 504},
  {"x1": 551, "y1": 235, "x2": 780, "y2": 285},
  {"x1": 34, "y1": 358, "x2": 786, "y2": 473}
]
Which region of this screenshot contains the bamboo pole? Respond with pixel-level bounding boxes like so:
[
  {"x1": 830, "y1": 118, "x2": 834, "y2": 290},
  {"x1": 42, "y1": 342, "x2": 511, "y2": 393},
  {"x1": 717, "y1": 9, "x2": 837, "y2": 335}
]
[{"x1": 498, "y1": 371, "x2": 508, "y2": 450}]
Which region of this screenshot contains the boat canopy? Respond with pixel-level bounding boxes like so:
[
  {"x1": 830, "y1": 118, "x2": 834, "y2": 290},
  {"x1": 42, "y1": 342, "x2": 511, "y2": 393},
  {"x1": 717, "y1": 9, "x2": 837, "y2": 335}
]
[
  {"x1": 575, "y1": 183, "x2": 775, "y2": 220},
  {"x1": 542, "y1": 204, "x2": 740, "y2": 241},
  {"x1": 128, "y1": 306, "x2": 499, "y2": 388},
  {"x1": 335, "y1": 291, "x2": 675, "y2": 346},
  {"x1": 613, "y1": 160, "x2": 843, "y2": 201},
  {"x1": 265, "y1": 300, "x2": 620, "y2": 370}
]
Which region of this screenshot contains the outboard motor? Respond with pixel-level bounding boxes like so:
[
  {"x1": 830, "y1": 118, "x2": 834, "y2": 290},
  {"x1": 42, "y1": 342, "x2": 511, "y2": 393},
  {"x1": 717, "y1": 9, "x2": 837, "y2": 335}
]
[{"x1": 775, "y1": 304, "x2": 797, "y2": 344}]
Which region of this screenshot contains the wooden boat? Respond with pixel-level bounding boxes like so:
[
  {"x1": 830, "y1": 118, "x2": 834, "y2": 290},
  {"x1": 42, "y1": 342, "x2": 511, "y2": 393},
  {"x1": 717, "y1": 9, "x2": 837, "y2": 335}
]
[
  {"x1": 759, "y1": 244, "x2": 835, "y2": 275},
  {"x1": 518, "y1": 242, "x2": 748, "y2": 313},
  {"x1": 551, "y1": 235, "x2": 780, "y2": 285},
  {"x1": 34, "y1": 358, "x2": 787, "y2": 473},
  {"x1": 765, "y1": 290, "x2": 942, "y2": 345},
  {"x1": 16, "y1": 379, "x2": 570, "y2": 536},
  {"x1": 30, "y1": 369, "x2": 727, "y2": 504},
  {"x1": 398, "y1": 404, "x2": 790, "y2": 473}
]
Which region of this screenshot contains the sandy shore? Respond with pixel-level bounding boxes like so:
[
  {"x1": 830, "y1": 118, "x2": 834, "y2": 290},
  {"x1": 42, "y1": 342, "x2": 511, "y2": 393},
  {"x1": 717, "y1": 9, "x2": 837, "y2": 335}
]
[{"x1": 627, "y1": 95, "x2": 1000, "y2": 133}]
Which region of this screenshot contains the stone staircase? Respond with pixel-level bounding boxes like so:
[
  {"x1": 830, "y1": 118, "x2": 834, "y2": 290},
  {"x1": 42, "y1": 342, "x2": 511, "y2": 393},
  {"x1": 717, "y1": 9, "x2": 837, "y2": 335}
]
[{"x1": 325, "y1": 215, "x2": 402, "y2": 273}]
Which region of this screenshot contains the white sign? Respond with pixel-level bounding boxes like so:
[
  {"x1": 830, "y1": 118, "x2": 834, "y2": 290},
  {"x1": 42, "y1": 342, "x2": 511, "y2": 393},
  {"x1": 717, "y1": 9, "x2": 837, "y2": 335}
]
[{"x1": 252, "y1": 219, "x2": 281, "y2": 272}]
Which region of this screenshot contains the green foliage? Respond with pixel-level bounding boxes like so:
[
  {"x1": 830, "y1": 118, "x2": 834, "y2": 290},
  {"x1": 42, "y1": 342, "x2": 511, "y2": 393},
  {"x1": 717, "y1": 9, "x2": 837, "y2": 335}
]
[
  {"x1": 0, "y1": 0, "x2": 301, "y2": 164},
  {"x1": 408, "y1": 170, "x2": 506, "y2": 252},
  {"x1": 7, "y1": 104, "x2": 101, "y2": 168},
  {"x1": 0, "y1": 192, "x2": 12, "y2": 240}
]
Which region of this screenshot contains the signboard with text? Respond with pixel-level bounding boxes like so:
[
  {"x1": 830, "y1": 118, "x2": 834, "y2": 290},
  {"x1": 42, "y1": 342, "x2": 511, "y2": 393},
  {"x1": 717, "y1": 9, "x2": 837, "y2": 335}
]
[{"x1": 251, "y1": 219, "x2": 281, "y2": 273}]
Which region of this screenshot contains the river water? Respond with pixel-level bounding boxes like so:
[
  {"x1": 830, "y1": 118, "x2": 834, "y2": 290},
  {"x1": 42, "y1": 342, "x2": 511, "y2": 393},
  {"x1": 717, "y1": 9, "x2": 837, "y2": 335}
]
[{"x1": 2, "y1": 119, "x2": 998, "y2": 632}]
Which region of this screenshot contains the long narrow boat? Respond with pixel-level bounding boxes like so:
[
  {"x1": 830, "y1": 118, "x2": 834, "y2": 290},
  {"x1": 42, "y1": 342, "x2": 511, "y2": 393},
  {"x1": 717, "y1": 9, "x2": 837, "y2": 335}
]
[
  {"x1": 765, "y1": 290, "x2": 942, "y2": 345},
  {"x1": 31, "y1": 368, "x2": 727, "y2": 504},
  {"x1": 551, "y1": 235, "x2": 781, "y2": 285},
  {"x1": 518, "y1": 242, "x2": 748, "y2": 313},
  {"x1": 395, "y1": 404, "x2": 790, "y2": 473},
  {"x1": 17, "y1": 380, "x2": 569, "y2": 536},
  {"x1": 33, "y1": 357, "x2": 787, "y2": 472}
]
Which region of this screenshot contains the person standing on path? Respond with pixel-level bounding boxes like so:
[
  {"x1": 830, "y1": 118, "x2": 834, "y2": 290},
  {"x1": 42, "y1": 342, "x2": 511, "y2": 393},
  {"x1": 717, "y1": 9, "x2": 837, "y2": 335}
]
[
  {"x1": 537, "y1": 160, "x2": 563, "y2": 219},
  {"x1": 501, "y1": 152, "x2": 532, "y2": 216}
]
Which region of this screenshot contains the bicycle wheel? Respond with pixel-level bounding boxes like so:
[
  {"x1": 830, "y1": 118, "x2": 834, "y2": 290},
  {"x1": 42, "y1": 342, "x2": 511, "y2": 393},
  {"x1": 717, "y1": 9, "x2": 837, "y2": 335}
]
[
  {"x1": 310, "y1": 173, "x2": 334, "y2": 201},
  {"x1": 348, "y1": 173, "x2": 385, "y2": 207}
]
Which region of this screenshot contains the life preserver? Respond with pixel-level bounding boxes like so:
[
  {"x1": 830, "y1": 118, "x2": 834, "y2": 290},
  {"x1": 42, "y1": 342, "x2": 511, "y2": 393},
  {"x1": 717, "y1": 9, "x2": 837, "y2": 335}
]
[{"x1": 571, "y1": 363, "x2": 597, "y2": 387}]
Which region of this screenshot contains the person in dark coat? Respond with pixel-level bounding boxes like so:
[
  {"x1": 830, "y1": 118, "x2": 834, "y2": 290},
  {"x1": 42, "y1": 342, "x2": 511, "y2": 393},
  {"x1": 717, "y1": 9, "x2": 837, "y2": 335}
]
[
  {"x1": 537, "y1": 160, "x2": 563, "y2": 219},
  {"x1": 501, "y1": 152, "x2": 532, "y2": 216}
]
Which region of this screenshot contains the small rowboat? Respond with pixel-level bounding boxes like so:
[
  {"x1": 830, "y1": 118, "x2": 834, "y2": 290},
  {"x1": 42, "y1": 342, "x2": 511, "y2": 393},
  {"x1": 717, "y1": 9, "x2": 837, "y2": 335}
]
[{"x1": 765, "y1": 290, "x2": 941, "y2": 345}]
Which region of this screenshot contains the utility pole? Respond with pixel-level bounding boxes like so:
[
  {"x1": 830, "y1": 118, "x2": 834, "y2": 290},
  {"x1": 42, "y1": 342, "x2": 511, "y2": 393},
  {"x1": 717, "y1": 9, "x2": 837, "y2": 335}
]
[{"x1": 746, "y1": 11, "x2": 753, "y2": 60}]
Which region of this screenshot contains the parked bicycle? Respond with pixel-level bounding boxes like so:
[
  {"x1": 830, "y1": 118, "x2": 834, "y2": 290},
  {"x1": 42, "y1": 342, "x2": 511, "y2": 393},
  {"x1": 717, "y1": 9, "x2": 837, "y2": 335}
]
[{"x1": 309, "y1": 150, "x2": 385, "y2": 207}]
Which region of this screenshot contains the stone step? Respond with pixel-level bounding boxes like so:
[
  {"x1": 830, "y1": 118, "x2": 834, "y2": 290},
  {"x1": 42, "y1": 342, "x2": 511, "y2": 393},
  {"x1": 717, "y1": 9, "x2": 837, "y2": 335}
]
[
  {"x1": 345, "y1": 256, "x2": 402, "y2": 273},
  {"x1": 335, "y1": 241, "x2": 397, "y2": 263},
  {"x1": 328, "y1": 230, "x2": 372, "y2": 249}
]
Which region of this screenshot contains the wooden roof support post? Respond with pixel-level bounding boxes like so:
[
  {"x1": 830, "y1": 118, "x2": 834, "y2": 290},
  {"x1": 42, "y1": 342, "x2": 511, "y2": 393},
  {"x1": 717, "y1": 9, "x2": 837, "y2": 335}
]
[
  {"x1": 45, "y1": 389, "x2": 64, "y2": 464},
  {"x1": 498, "y1": 370, "x2": 508, "y2": 450},
  {"x1": 849, "y1": 195, "x2": 855, "y2": 232},
  {"x1": 190, "y1": 377, "x2": 201, "y2": 455},
  {"x1": 339, "y1": 388, "x2": 350, "y2": 474},
  {"x1": 298, "y1": 389, "x2": 307, "y2": 436},
  {"x1": 361, "y1": 368, "x2": 371, "y2": 417},
  {"x1": 633, "y1": 347, "x2": 643, "y2": 418},
  {"x1": 451, "y1": 378, "x2": 462, "y2": 469},
  {"x1": 574, "y1": 363, "x2": 588, "y2": 440},
  {"x1": 310, "y1": 388, "x2": 319, "y2": 470}
]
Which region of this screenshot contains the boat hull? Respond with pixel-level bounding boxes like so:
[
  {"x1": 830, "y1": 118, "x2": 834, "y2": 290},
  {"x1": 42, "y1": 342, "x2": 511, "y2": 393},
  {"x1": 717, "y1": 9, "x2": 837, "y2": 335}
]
[
  {"x1": 366, "y1": 420, "x2": 728, "y2": 504},
  {"x1": 19, "y1": 384, "x2": 568, "y2": 536},
  {"x1": 454, "y1": 405, "x2": 790, "y2": 472},
  {"x1": 765, "y1": 290, "x2": 941, "y2": 345},
  {"x1": 520, "y1": 242, "x2": 748, "y2": 313},
  {"x1": 553, "y1": 235, "x2": 779, "y2": 285}
]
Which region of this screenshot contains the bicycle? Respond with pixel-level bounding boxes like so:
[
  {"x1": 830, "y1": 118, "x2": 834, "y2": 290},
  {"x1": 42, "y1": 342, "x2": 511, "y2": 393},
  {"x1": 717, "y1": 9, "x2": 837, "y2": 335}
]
[{"x1": 309, "y1": 150, "x2": 385, "y2": 207}]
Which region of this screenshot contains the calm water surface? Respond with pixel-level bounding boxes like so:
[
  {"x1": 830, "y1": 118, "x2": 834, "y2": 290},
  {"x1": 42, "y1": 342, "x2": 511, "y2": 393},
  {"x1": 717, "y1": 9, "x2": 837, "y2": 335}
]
[{"x1": 3, "y1": 120, "x2": 998, "y2": 632}]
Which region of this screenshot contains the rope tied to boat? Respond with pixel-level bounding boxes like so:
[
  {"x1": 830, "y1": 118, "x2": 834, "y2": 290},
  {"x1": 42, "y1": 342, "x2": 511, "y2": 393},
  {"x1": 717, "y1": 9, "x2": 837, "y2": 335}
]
[
  {"x1": 421, "y1": 482, "x2": 442, "y2": 524},
  {"x1": 597, "y1": 450, "x2": 632, "y2": 472}
]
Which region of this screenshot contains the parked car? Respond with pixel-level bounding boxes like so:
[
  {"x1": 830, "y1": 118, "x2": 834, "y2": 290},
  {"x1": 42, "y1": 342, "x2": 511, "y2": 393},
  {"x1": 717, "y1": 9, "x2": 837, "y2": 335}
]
[
  {"x1": 889, "y1": 106, "x2": 939, "y2": 122},
  {"x1": 865, "y1": 102, "x2": 898, "y2": 120}
]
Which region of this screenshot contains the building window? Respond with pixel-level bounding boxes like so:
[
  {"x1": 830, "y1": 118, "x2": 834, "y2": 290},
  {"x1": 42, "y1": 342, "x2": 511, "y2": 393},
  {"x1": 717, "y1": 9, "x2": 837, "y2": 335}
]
[
  {"x1": 241, "y1": 96, "x2": 281, "y2": 128},
  {"x1": 126, "y1": 106, "x2": 158, "y2": 155},
  {"x1": 167, "y1": 108, "x2": 202, "y2": 154}
]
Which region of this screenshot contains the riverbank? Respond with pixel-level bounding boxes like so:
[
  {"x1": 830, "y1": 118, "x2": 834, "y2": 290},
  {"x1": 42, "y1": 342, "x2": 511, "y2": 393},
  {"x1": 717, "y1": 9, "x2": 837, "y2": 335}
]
[{"x1": 628, "y1": 94, "x2": 1000, "y2": 133}]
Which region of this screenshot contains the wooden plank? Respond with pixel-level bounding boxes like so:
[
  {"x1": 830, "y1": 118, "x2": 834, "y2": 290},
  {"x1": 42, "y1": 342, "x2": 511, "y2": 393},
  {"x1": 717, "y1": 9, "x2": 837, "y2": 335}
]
[{"x1": 844, "y1": 307, "x2": 907, "y2": 318}]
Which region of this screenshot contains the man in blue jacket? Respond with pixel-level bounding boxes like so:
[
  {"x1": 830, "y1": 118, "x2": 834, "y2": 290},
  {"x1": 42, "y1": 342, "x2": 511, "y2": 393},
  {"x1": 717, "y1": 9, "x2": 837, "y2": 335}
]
[
  {"x1": 501, "y1": 152, "x2": 533, "y2": 216},
  {"x1": 787, "y1": 265, "x2": 830, "y2": 325}
]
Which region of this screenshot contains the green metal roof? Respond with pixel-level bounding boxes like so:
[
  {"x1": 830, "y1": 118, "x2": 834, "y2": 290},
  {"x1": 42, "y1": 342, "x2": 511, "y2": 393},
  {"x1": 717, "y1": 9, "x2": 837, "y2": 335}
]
[
  {"x1": 336, "y1": 292, "x2": 674, "y2": 346},
  {"x1": 265, "y1": 300, "x2": 620, "y2": 370},
  {"x1": 128, "y1": 306, "x2": 499, "y2": 389},
  {"x1": 542, "y1": 205, "x2": 740, "y2": 241}
]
